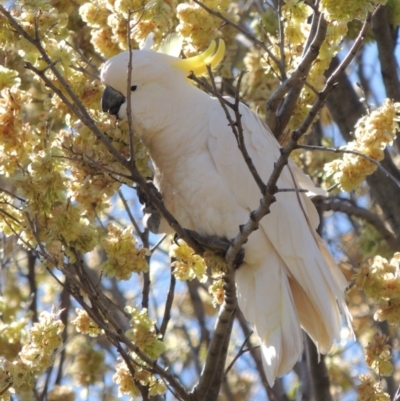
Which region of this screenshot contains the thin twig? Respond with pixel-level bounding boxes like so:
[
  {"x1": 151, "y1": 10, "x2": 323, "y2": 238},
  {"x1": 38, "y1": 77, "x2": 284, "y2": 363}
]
[
  {"x1": 126, "y1": 10, "x2": 136, "y2": 170},
  {"x1": 277, "y1": 0, "x2": 286, "y2": 80},
  {"x1": 224, "y1": 332, "x2": 253, "y2": 375},
  {"x1": 150, "y1": 234, "x2": 167, "y2": 253},
  {"x1": 277, "y1": 188, "x2": 308, "y2": 193},
  {"x1": 117, "y1": 189, "x2": 144, "y2": 239},
  {"x1": 0, "y1": 187, "x2": 26, "y2": 202},
  {"x1": 159, "y1": 264, "x2": 176, "y2": 338}
]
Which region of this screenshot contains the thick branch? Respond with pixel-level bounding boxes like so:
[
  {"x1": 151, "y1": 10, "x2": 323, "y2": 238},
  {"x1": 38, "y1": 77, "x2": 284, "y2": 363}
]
[
  {"x1": 372, "y1": 6, "x2": 400, "y2": 102},
  {"x1": 190, "y1": 268, "x2": 237, "y2": 400},
  {"x1": 306, "y1": 336, "x2": 333, "y2": 401},
  {"x1": 372, "y1": 5, "x2": 400, "y2": 149}
]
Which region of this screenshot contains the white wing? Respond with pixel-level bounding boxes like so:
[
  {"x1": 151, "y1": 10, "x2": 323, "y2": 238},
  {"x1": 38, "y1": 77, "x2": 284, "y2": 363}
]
[{"x1": 207, "y1": 98, "x2": 351, "y2": 384}]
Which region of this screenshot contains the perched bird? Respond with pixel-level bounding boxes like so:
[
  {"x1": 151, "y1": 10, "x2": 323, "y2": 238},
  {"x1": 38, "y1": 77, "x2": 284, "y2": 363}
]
[{"x1": 100, "y1": 38, "x2": 352, "y2": 385}]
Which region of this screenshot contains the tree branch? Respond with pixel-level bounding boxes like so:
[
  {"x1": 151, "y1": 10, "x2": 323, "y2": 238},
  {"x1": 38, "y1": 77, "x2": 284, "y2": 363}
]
[
  {"x1": 320, "y1": 197, "x2": 399, "y2": 250},
  {"x1": 266, "y1": 10, "x2": 327, "y2": 137},
  {"x1": 159, "y1": 265, "x2": 176, "y2": 338},
  {"x1": 190, "y1": 267, "x2": 237, "y2": 400},
  {"x1": 372, "y1": 5, "x2": 400, "y2": 150}
]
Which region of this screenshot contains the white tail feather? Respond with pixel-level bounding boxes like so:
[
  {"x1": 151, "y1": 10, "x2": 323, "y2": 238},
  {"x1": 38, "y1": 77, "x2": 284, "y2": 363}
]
[
  {"x1": 235, "y1": 194, "x2": 352, "y2": 386},
  {"x1": 236, "y1": 250, "x2": 303, "y2": 386}
]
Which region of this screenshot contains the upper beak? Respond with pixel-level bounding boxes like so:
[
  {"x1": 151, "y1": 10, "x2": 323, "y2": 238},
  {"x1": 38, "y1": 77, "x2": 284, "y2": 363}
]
[{"x1": 101, "y1": 86, "x2": 126, "y2": 116}]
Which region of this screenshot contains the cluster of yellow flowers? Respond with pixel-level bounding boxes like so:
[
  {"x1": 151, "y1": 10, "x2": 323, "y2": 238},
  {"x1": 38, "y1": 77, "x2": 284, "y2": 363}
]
[
  {"x1": 20, "y1": 310, "x2": 64, "y2": 370},
  {"x1": 112, "y1": 306, "x2": 166, "y2": 397},
  {"x1": 325, "y1": 100, "x2": 400, "y2": 191},
  {"x1": 176, "y1": 0, "x2": 233, "y2": 49},
  {"x1": 113, "y1": 360, "x2": 141, "y2": 398},
  {"x1": 170, "y1": 239, "x2": 208, "y2": 282},
  {"x1": 261, "y1": 2, "x2": 309, "y2": 78},
  {"x1": 208, "y1": 279, "x2": 224, "y2": 306},
  {"x1": 354, "y1": 253, "x2": 400, "y2": 324},
  {"x1": 64, "y1": 115, "x2": 149, "y2": 212},
  {"x1": 0, "y1": 0, "x2": 136, "y2": 263},
  {"x1": 125, "y1": 306, "x2": 165, "y2": 360},
  {"x1": 80, "y1": 0, "x2": 177, "y2": 57},
  {"x1": 259, "y1": 2, "x2": 350, "y2": 129},
  {"x1": 364, "y1": 333, "x2": 393, "y2": 376},
  {"x1": 72, "y1": 309, "x2": 103, "y2": 337},
  {"x1": 113, "y1": 360, "x2": 166, "y2": 398},
  {"x1": 321, "y1": 0, "x2": 383, "y2": 21},
  {"x1": 357, "y1": 374, "x2": 390, "y2": 401},
  {"x1": 242, "y1": 47, "x2": 280, "y2": 114},
  {"x1": 102, "y1": 223, "x2": 149, "y2": 280},
  {"x1": 0, "y1": 87, "x2": 35, "y2": 178},
  {"x1": 0, "y1": 310, "x2": 64, "y2": 399}
]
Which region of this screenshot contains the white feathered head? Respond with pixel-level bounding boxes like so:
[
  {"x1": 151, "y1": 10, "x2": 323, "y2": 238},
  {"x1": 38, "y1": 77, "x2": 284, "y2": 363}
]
[{"x1": 100, "y1": 36, "x2": 225, "y2": 120}]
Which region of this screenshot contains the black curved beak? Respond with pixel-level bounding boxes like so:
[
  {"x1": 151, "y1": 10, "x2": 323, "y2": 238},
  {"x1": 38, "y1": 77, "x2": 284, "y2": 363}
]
[{"x1": 101, "y1": 86, "x2": 126, "y2": 116}]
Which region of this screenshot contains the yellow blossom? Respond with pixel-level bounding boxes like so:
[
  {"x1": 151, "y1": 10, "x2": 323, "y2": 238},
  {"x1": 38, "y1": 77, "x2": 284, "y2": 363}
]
[
  {"x1": 102, "y1": 223, "x2": 149, "y2": 280},
  {"x1": 365, "y1": 333, "x2": 393, "y2": 376},
  {"x1": 176, "y1": 0, "x2": 235, "y2": 49},
  {"x1": 325, "y1": 100, "x2": 400, "y2": 191},
  {"x1": 124, "y1": 306, "x2": 165, "y2": 360},
  {"x1": 357, "y1": 375, "x2": 390, "y2": 401},
  {"x1": 321, "y1": 0, "x2": 383, "y2": 22},
  {"x1": 354, "y1": 253, "x2": 400, "y2": 324},
  {"x1": 113, "y1": 360, "x2": 166, "y2": 398},
  {"x1": 19, "y1": 310, "x2": 65, "y2": 372},
  {"x1": 71, "y1": 309, "x2": 103, "y2": 337},
  {"x1": 113, "y1": 361, "x2": 141, "y2": 398},
  {"x1": 208, "y1": 279, "x2": 224, "y2": 306},
  {"x1": 169, "y1": 239, "x2": 207, "y2": 282}
]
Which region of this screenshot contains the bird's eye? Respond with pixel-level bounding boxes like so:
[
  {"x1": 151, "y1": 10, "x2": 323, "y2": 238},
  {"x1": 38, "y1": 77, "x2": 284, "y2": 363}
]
[{"x1": 131, "y1": 85, "x2": 137, "y2": 92}]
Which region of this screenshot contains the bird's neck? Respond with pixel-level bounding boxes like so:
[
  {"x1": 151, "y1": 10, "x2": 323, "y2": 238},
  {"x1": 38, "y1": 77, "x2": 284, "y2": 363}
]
[{"x1": 137, "y1": 88, "x2": 211, "y2": 161}]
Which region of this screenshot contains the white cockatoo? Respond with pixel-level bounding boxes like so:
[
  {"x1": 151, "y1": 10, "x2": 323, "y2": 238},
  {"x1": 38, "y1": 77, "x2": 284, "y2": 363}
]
[{"x1": 100, "y1": 38, "x2": 352, "y2": 386}]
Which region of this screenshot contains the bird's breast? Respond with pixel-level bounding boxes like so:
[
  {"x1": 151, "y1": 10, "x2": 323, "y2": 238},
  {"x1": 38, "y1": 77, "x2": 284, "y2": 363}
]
[{"x1": 152, "y1": 150, "x2": 248, "y2": 239}]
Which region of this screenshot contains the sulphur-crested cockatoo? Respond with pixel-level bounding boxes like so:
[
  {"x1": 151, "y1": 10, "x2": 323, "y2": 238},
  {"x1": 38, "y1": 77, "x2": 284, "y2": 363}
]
[{"x1": 100, "y1": 38, "x2": 352, "y2": 386}]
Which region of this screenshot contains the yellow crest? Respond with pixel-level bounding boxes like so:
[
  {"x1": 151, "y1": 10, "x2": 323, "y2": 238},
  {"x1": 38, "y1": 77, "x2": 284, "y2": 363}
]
[{"x1": 172, "y1": 39, "x2": 225, "y2": 76}]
